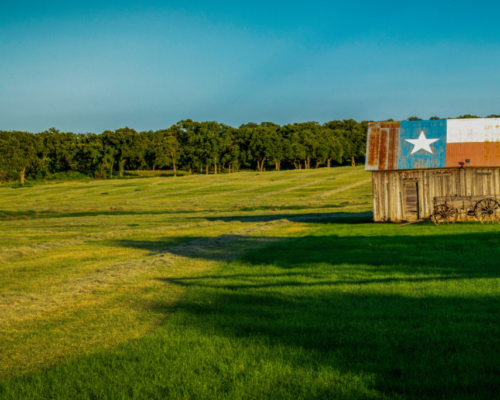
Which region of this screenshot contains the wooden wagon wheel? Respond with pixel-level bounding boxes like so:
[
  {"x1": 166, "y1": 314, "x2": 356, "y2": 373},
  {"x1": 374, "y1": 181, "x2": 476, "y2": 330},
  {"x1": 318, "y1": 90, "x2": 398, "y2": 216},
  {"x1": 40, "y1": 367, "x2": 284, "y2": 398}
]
[
  {"x1": 474, "y1": 198, "x2": 500, "y2": 224},
  {"x1": 432, "y1": 204, "x2": 458, "y2": 226}
]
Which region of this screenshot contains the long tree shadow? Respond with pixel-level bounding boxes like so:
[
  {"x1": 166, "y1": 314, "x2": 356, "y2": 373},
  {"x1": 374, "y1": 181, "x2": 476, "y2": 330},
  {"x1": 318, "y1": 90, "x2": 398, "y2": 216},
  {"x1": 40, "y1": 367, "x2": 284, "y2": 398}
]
[
  {"x1": 159, "y1": 290, "x2": 500, "y2": 398},
  {"x1": 113, "y1": 224, "x2": 500, "y2": 279},
  {"x1": 4, "y1": 223, "x2": 500, "y2": 399},
  {"x1": 195, "y1": 211, "x2": 373, "y2": 224},
  {"x1": 151, "y1": 225, "x2": 500, "y2": 398}
]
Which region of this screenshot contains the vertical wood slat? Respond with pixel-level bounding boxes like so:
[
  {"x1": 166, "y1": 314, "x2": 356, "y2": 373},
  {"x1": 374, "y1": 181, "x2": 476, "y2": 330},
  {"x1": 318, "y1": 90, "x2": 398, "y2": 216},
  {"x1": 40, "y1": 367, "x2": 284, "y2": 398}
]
[
  {"x1": 379, "y1": 173, "x2": 385, "y2": 221},
  {"x1": 397, "y1": 175, "x2": 402, "y2": 221},
  {"x1": 466, "y1": 169, "x2": 472, "y2": 196},
  {"x1": 372, "y1": 172, "x2": 378, "y2": 221},
  {"x1": 495, "y1": 169, "x2": 500, "y2": 196},
  {"x1": 484, "y1": 170, "x2": 493, "y2": 196},
  {"x1": 385, "y1": 173, "x2": 390, "y2": 221},
  {"x1": 398, "y1": 174, "x2": 403, "y2": 221},
  {"x1": 424, "y1": 171, "x2": 430, "y2": 217},
  {"x1": 421, "y1": 171, "x2": 426, "y2": 217},
  {"x1": 401, "y1": 180, "x2": 406, "y2": 221},
  {"x1": 449, "y1": 171, "x2": 455, "y2": 196},
  {"x1": 391, "y1": 173, "x2": 398, "y2": 221},
  {"x1": 401, "y1": 172, "x2": 406, "y2": 221},
  {"x1": 429, "y1": 171, "x2": 435, "y2": 217},
  {"x1": 418, "y1": 171, "x2": 423, "y2": 219},
  {"x1": 476, "y1": 169, "x2": 482, "y2": 195},
  {"x1": 392, "y1": 174, "x2": 397, "y2": 221},
  {"x1": 460, "y1": 169, "x2": 465, "y2": 197}
]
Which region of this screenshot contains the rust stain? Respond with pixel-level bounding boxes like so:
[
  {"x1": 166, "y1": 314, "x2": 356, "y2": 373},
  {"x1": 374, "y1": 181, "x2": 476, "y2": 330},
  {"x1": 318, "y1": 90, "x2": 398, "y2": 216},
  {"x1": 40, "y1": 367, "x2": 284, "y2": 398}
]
[
  {"x1": 387, "y1": 127, "x2": 398, "y2": 170},
  {"x1": 367, "y1": 127, "x2": 380, "y2": 167},
  {"x1": 380, "y1": 121, "x2": 400, "y2": 128},
  {"x1": 378, "y1": 129, "x2": 389, "y2": 170},
  {"x1": 388, "y1": 122, "x2": 400, "y2": 170}
]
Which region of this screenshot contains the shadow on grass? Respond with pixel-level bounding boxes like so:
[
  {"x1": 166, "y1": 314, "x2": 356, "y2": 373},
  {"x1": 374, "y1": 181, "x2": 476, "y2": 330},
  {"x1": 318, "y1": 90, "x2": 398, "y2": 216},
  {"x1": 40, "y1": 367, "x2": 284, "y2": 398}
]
[
  {"x1": 2, "y1": 223, "x2": 500, "y2": 399},
  {"x1": 191, "y1": 211, "x2": 371, "y2": 224},
  {"x1": 0, "y1": 208, "x2": 358, "y2": 222},
  {"x1": 151, "y1": 227, "x2": 500, "y2": 398}
]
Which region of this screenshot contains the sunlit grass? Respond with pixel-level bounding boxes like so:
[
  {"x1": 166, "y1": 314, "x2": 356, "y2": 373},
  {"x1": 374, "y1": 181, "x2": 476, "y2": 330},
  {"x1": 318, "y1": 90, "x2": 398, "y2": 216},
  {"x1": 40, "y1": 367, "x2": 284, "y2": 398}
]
[
  {"x1": 2, "y1": 219, "x2": 500, "y2": 399},
  {"x1": 3, "y1": 166, "x2": 497, "y2": 398}
]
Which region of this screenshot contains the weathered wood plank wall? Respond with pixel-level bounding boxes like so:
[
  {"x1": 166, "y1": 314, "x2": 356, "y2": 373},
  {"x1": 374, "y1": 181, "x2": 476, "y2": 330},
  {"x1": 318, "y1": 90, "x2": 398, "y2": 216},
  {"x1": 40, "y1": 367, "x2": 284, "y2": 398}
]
[{"x1": 371, "y1": 168, "x2": 500, "y2": 222}]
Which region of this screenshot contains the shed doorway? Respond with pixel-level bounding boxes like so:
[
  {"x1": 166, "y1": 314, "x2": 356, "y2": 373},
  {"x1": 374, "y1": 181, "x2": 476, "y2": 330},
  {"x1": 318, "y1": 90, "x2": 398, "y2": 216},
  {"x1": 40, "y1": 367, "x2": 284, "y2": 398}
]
[{"x1": 404, "y1": 182, "x2": 419, "y2": 221}]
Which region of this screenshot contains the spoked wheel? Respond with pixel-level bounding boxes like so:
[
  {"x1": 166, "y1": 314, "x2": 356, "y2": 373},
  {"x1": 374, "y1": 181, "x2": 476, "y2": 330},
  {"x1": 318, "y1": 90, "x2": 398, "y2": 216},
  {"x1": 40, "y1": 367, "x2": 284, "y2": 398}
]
[
  {"x1": 432, "y1": 204, "x2": 458, "y2": 226},
  {"x1": 474, "y1": 198, "x2": 500, "y2": 224}
]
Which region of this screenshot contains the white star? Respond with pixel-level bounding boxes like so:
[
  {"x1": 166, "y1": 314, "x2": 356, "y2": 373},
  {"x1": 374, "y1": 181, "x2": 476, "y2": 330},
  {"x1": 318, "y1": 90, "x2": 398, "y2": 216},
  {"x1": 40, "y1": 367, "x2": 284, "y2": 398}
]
[{"x1": 405, "y1": 131, "x2": 439, "y2": 154}]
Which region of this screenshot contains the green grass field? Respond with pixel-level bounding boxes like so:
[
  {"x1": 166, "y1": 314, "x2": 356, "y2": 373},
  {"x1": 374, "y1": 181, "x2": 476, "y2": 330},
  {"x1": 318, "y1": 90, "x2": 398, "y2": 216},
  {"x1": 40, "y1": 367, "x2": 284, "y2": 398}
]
[{"x1": 1, "y1": 166, "x2": 499, "y2": 399}]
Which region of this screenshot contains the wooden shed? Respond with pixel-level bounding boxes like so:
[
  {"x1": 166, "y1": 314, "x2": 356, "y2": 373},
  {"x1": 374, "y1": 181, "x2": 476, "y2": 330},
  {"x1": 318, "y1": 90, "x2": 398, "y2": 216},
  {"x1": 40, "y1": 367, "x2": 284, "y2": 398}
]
[{"x1": 366, "y1": 118, "x2": 500, "y2": 223}]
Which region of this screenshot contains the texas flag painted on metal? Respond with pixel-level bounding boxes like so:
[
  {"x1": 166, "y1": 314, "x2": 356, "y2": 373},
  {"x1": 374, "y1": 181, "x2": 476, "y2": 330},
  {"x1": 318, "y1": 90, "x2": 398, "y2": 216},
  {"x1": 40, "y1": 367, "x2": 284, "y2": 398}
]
[{"x1": 365, "y1": 118, "x2": 500, "y2": 171}]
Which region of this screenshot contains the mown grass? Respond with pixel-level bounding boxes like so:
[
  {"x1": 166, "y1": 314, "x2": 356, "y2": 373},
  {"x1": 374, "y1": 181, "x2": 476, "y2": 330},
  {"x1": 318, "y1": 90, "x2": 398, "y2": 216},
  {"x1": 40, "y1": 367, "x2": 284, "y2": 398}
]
[
  {"x1": 2, "y1": 219, "x2": 500, "y2": 399},
  {"x1": 2, "y1": 166, "x2": 498, "y2": 399}
]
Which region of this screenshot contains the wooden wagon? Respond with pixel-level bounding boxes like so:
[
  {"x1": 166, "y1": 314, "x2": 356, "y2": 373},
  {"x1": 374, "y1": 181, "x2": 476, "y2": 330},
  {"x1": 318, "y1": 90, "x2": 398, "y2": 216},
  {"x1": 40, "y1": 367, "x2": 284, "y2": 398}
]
[{"x1": 432, "y1": 195, "x2": 500, "y2": 225}]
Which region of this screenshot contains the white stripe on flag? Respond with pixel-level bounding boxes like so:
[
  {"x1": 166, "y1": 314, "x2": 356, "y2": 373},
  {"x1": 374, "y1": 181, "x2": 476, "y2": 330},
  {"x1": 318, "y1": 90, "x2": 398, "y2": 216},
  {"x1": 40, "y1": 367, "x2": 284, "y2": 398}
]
[{"x1": 447, "y1": 118, "x2": 500, "y2": 143}]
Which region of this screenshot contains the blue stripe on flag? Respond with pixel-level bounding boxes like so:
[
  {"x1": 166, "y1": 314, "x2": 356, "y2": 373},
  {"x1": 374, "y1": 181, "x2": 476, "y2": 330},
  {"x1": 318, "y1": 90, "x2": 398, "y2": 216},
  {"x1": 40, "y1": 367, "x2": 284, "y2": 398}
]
[{"x1": 398, "y1": 120, "x2": 447, "y2": 170}]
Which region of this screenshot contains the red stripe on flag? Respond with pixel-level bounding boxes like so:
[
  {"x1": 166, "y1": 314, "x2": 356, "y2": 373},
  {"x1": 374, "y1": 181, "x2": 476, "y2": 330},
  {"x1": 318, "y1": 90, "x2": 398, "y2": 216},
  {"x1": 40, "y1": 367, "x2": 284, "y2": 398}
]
[{"x1": 446, "y1": 142, "x2": 500, "y2": 167}]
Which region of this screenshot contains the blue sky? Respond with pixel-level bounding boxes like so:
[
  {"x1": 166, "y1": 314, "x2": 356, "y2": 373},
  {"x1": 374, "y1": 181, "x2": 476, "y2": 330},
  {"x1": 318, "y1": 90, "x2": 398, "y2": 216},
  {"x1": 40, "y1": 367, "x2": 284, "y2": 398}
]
[{"x1": 2, "y1": 1, "x2": 500, "y2": 132}]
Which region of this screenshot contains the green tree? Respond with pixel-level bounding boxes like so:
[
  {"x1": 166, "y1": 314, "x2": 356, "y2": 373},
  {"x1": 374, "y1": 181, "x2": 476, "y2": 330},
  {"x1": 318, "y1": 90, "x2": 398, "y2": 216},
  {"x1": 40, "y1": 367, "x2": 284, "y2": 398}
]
[
  {"x1": 323, "y1": 120, "x2": 366, "y2": 167},
  {"x1": 75, "y1": 133, "x2": 107, "y2": 178},
  {"x1": 101, "y1": 128, "x2": 146, "y2": 177},
  {"x1": 238, "y1": 123, "x2": 276, "y2": 172},
  {"x1": 0, "y1": 131, "x2": 38, "y2": 184},
  {"x1": 36, "y1": 128, "x2": 78, "y2": 173},
  {"x1": 316, "y1": 128, "x2": 346, "y2": 168},
  {"x1": 146, "y1": 128, "x2": 180, "y2": 176},
  {"x1": 280, "y1": 124, "x2": 307, "y2": 169},
  {"x1": 456, "y1": 114, "x2": 480, "y2": 119}
]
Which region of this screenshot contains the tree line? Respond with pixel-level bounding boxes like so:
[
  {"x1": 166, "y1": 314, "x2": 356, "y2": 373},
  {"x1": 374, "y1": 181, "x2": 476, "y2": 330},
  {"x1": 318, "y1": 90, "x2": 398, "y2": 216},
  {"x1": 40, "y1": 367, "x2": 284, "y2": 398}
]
[
  {"x1": 4, "y1": 114, "x2": 492, "y2": 184},
  {"x1": 0, "y1": 119, "x2": 367, "y2": 184}
]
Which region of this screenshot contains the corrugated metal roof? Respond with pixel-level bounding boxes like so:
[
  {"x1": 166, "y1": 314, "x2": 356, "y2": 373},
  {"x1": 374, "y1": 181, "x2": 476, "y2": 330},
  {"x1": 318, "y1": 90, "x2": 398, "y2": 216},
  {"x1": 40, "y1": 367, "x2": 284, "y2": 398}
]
[
  {"x1": 365, "y1": 118, "x2": 500, "y2": 171},
  {"x1": 365, "y1": 121, "x2": 400, "y2": 170}
]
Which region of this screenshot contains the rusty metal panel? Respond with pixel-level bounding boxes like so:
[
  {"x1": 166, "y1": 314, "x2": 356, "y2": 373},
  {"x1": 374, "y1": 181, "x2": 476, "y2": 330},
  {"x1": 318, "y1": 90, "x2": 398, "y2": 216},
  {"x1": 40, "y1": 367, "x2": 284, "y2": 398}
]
[
  {"x1": 380, "y1": 121, "x2": 400, "y2": 129},
  {"x1": 387, "y1": 126, "x2": 399, "y2": 170},
  {"x1": 378, "y1": 128, "x2": 389, "y2": 170},
  {"x1": 366, "y1": 122, "x2": 381, "y2": 170},
  {"x1": 365, "y1": 121, "x2": 400, "y2": 171}
]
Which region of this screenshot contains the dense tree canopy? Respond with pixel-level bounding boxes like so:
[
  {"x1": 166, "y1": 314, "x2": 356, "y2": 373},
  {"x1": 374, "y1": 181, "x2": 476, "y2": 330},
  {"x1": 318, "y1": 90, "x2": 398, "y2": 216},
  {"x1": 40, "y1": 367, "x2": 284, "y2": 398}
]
[{"x1": 1, "y1": 114, "x2": 493, "y2": 183}]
